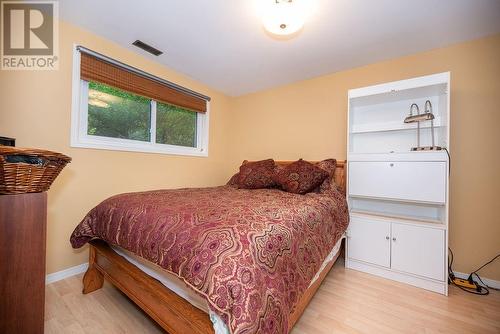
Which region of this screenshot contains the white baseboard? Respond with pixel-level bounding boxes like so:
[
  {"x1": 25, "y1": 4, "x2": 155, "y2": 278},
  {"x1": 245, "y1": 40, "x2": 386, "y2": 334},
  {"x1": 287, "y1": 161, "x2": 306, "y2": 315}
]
[
  {"x1": 46, "y1": 263, "x2": 88, "y2": 285},
  {"x1": 454, "y1": 271, "x2": 500, "y2": 290}
]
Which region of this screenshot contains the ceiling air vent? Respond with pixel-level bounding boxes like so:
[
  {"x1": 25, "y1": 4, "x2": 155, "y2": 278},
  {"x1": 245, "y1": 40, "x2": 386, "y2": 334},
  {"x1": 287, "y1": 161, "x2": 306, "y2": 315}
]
[{"x1": 132, "y1": 40, "x2": 163, "y2": 56}]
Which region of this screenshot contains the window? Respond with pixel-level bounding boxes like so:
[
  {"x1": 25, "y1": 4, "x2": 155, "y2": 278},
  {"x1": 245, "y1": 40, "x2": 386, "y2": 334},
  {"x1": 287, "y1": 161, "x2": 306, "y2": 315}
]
[
  {"x1": 156, "y1": 101, "x2": 197, "y2": 147},
  {"x1": 71, "y1": 47, "x2": 209, "y2": 156},
  {"x1": 88, "y1": 82, "x2": 151, "y2": 142}
]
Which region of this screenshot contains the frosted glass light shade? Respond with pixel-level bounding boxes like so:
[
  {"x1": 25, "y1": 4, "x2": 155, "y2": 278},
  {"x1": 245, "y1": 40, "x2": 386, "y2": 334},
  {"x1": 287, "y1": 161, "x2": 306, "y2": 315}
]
[{"x1": 261, "y1": 0, "x2": 308, "y2": 36}]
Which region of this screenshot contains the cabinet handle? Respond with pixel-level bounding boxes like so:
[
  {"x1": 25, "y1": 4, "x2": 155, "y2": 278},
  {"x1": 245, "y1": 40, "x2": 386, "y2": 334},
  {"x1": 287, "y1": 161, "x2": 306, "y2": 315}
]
[
  {"x1": 385, "y1": 236, "x2": 390, "y2": 240},
  {"x1": 389, "y1": 163, "x2": 394, "y2": 167},
  {"x1": 392, "y1": 237, "x2": 396, "y2": 241}
]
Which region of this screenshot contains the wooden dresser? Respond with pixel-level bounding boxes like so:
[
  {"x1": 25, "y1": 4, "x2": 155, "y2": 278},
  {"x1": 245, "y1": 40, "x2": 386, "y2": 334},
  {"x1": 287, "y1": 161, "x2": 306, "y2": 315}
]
[{"x1": 0, "y1": 192, "x2": 47, "y2": 334}]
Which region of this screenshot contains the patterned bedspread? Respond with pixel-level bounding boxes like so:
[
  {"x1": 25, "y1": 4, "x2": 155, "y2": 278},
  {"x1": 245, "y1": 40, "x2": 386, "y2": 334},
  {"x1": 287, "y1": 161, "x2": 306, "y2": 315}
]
[{"x1": 70, "y1": 185, "x2": 349, "y2": 334}]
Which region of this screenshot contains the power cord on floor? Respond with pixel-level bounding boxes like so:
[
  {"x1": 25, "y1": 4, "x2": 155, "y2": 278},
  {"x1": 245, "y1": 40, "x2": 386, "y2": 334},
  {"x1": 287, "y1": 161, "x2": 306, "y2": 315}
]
[
  {"x1": 470, "y1": 254, "x2": 500, "y2": 291},
  {"x1": 448, "y1": 248, "x2": 500, "y2": 295}
]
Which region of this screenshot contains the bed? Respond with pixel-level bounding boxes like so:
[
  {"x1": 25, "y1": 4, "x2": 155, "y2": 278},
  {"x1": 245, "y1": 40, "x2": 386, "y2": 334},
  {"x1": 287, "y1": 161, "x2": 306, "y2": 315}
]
[{"x1": 70, "y1": 160, "x2": 348, "y2": 334}]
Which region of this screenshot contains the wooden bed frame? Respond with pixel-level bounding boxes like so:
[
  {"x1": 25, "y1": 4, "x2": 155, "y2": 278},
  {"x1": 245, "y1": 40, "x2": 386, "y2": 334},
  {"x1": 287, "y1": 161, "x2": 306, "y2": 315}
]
[{"x1": 82, "y1": 160, "x2": 346, "y2": 334}]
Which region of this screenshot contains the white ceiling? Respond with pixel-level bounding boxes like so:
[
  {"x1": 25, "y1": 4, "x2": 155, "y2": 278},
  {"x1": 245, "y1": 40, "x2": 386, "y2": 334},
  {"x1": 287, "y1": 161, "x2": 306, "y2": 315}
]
[{"x1": 60, "y1": 0, "x2": 500, "y2": 96}]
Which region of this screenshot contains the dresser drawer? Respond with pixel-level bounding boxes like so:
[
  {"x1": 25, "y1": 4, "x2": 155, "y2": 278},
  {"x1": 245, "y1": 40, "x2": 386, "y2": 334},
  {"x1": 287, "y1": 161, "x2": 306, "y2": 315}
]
[{"x1": 348, "y1": 161, "x2": 447, "y2": 203}]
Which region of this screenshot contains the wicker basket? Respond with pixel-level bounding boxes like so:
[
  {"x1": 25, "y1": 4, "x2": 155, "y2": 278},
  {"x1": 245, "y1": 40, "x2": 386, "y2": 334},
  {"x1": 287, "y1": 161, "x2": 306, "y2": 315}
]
[{"x1": 0, "y1": 147, "x2": 71, "y2": 194}]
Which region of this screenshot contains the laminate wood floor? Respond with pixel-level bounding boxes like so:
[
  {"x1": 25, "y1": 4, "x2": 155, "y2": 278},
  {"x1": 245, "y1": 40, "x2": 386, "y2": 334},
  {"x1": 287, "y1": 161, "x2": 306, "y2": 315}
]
[{"x1": 45, "y1": 260, "x2": 500, "y2": 334}]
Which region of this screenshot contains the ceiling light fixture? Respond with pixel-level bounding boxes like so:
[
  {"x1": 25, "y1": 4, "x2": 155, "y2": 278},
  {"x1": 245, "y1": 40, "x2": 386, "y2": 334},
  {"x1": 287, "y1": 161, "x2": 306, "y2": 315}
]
[{"x1": 260, "y1": 0, "x2": 311, "y2": 37}]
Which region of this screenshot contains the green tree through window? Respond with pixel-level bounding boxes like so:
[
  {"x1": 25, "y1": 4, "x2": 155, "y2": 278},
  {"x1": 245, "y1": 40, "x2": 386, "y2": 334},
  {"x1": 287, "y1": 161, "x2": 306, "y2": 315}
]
[
  {"x1": 88, "y1": 82, "x2": 151, "y2": 141},
  {"x1": 156, "y1": 102, "x2": 196, "y2": 147},
  {"x1": 87, "y1": 81, "x2": 197, "y2": 147}
]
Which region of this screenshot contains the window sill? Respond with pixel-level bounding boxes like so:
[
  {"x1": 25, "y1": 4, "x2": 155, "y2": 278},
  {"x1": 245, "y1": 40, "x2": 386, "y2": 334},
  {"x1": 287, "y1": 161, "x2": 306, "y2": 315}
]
[{"x1": 71, "y1": 137, "x2": 208, "y2": 157}]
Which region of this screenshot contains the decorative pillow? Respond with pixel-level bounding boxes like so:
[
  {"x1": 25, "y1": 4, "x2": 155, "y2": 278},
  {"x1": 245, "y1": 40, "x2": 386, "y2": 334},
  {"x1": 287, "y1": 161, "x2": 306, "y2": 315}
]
[
  {"x1": 226, "y1": 173, "x2": 239, "y2": 186},
  {"x1": 237, "y1": 159, "x2": 276, "y2": 189},
  {"x1": 315, "y1": 159, "x2": 337, "y2": 192},
  {"x1": 316, "y1": 158, "x2": 337, "y2": 176},
  {"x1": 273, "y1": 159, "x2": 329, "y2": 194}
]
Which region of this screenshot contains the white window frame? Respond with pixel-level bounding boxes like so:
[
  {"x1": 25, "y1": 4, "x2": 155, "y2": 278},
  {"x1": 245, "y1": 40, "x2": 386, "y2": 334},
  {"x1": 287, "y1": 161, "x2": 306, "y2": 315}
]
[{"x1": 70, "y1": 46, "x2": 209, "y2": 157}]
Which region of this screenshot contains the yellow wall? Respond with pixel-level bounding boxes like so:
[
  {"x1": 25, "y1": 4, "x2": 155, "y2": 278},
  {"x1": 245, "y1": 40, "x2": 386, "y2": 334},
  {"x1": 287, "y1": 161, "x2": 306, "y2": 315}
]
[
  {"x1": 1, "y1": 18, "x2": 499, "y2": 281},
  {"x1": 231, "y1": 34, "x2": 500, "y2": 280},
  {"x1": 0, "y1": 21, "x2": 235, "y2": 274}
]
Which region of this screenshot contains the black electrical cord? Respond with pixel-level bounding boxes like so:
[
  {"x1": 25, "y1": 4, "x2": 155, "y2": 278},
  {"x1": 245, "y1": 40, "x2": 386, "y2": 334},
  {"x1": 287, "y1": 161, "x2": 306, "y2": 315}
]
[
  {"x1": 471, "y1": 272, "x2": 500, "y2": 292},
  {"x1": 471, "y1": 254, "x2": 500, "y2": 273},
  {"x1": 470, "y1": 254, "x2": 500, "y2": 291},
  {"x1": 448, "y1": 248, "x2": 489, "y2": 295},
  {"x1": 444, "y1": 147, "x2": 451, "y2": 173}
]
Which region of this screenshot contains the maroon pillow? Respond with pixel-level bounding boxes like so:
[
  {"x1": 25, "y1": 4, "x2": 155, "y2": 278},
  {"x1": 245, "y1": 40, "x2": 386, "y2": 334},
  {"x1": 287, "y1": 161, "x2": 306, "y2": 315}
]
[
  {"x1": 226, "y1": 173, "x2": 239, "y2": 186},
  {"x1": 316, "y1": 159, "x2": 337, "y2": 176},
  {"x1": 273, "y1": 159, "x2": 329, "y2": 194},
  {"x1": 237, "y1": 159, "x2": 276, "y2": 189},
  {"x1": 315, "y1": 159, "x2": 337, "y2": 192}
]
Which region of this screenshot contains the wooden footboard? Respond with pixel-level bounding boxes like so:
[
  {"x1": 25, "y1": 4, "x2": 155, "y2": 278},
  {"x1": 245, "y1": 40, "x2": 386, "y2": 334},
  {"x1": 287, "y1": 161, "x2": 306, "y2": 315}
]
[
  {"x1": 83, "y1": 239, "x2": 214, "y2": 334},
  {"x1": 83, "y1": 238, "x2": 344, "y2": 334}
]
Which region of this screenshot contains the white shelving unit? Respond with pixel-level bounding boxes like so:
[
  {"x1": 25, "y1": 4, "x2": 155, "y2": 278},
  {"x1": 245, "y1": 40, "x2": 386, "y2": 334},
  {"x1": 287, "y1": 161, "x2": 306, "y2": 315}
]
[{"x1": 345, "y1": 72, "x2": 450, "y2": 295}]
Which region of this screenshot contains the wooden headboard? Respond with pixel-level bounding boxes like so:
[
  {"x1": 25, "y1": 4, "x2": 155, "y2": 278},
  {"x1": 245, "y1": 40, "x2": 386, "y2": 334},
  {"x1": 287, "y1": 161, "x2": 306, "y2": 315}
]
[{"x1": 244, "y1": 160, "x2": 346, "y2": 194}]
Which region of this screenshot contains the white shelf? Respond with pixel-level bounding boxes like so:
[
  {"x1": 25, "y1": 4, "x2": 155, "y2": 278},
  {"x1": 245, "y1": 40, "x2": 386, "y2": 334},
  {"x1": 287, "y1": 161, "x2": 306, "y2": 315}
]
[
  {"x1": 348, "y1": 151, "x2": 448, "y2": 162},
  {"x1": 350, "y1": 210, "x2": 445, "y2": 228},
  {"x1": 351, "y1": 116, "x2": 443, "y2": 134},
  {"x1": 346, "y1": 72, "x2": 450, "y2": 295}
]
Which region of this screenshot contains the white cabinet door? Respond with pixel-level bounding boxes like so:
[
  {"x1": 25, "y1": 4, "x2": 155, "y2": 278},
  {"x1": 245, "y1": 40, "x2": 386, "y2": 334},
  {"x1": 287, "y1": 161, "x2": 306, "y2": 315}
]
[
  {"x1": 348, "y1": 161, "x2": 447, "y2": 203},
  {"x1": 391, "y1": 223, "x2": 445, "y2": 281},
  {"x1": 347, "y1": 216, "x2": 391, "y2": 268}
]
